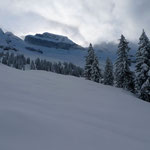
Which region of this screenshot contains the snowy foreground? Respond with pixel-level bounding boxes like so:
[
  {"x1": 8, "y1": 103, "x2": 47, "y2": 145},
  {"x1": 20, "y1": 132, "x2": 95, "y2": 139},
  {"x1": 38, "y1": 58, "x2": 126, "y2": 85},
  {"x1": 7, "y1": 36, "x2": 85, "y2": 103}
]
[{"x1": 0, "y1": 64, "x2": 150, "y2": 150}]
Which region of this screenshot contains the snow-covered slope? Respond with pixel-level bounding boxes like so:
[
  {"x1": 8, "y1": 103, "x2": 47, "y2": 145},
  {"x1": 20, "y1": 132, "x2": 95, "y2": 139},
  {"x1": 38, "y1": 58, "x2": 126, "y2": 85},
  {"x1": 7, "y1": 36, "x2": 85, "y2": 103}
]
[
  {"x1": 0, "y1": 64, "x2": 150, "y2": 150},
  {"x1": 0, "y1": 29, "x2": 26, "y2": 49}
]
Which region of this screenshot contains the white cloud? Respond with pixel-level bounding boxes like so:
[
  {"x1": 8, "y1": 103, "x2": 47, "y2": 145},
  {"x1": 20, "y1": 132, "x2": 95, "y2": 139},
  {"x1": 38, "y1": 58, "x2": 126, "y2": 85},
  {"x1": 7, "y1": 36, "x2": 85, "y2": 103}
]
[{"x1": 0, "y1": 0, "x2": 150, "y2": 46}]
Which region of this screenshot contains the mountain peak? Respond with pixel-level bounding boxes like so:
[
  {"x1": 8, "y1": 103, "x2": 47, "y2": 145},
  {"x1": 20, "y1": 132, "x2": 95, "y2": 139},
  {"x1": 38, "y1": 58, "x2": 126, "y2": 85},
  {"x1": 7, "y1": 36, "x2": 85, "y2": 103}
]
[
  {"x1": 35, "y1": 32, "x2": 74, "y2": 45},
  {"x1": 24, "y1": 32, "x2": 84, "y2": 50},
  {"x1": 0, "y1": 28, "x2": 4, "y2": 35}
]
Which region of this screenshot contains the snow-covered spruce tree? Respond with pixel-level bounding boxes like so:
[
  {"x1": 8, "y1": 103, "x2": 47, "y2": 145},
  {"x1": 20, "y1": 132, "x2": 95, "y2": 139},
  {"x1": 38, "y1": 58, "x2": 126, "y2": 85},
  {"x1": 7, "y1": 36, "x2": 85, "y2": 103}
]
[
  {"x1": 140, "y1": 76, "x2": 150, "y2": 102},
  {"x1": 48, "y1": 61, "x2": 52, "y2": 72},
  {"x1": 8, "y1": 53, "x2": 15, "y2": 66},
  {"x1": 5, "y1": 52, "x2": 9, "y2": 61},
  {"x1": 91, "y1": 56, "x2": 102, "y2": 83},
  {"x1": 2, "y1": 56, "x2": 7, "y2": 65},
  {"x1": 104, "y1": 57, "x2": 114, "y2": 85},
  {"x1": 0, "y1": 52, "x2": 4, "y2": 62},
  {"x1": 115, "y1": 35, "x2": 134, "y2": 91},
  {"x1": 135, "y1": 30, "x2": 150, "y2": 101},
  {"x1": 30, "y1": 61, "x2": 36, "y2": 70},
  {"x1": 35, "y1": 58, "x2": 41, "y2": 70},
  {"x1": 26, "y1": 57, "x2": 30, "y2": 64},
  {"x1": 84, "y1": 43, "x2": 95, "y2": 80}
]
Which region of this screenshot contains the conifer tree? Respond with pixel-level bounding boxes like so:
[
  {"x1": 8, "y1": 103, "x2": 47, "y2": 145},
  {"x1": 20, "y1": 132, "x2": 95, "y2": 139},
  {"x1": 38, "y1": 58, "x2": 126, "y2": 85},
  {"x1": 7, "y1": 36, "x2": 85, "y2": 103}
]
[
  {"x1": 140, "y1": 76, "x2": 150, "y2": 101},
  {"x1": 0, "y1": 51, "x2": 4, "y2": 59},
  {"x1": 104, "y1": 57, "x2": 114, "y2": 85},
  {"x1": 115, "y1": 35, "x2": 134, "y2": 91},
  {"x1": 2, "y1": 56, "x2": 7, "y2": 65},
  {"x1": 91, "y1": 56, "x2": 102, "y2": 83},
  {"x1": 84, "y1": 43, "x2": 95, "y2": 80},
  {"x1": 35, "y1": 58, "x2": 41, "y2": 70},
  {"x1": 26, "y1": 57, "x2": 30, "y2": 64},
  {"x1": 30, "y1": 61, "x2": 36, "y2": 70},
  {"x1": 135, "y1": 30, "x2": 150, "y2": 101},
  {"x1": 8, "y1": 53, "x2": 15, "y2": 66}
]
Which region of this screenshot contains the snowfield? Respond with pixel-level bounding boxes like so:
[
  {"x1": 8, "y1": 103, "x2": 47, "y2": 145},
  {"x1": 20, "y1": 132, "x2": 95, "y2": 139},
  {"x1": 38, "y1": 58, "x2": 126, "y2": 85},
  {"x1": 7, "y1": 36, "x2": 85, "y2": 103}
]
[{"x1": 0, "y1": 64, "x2": 150, "y2": 150}]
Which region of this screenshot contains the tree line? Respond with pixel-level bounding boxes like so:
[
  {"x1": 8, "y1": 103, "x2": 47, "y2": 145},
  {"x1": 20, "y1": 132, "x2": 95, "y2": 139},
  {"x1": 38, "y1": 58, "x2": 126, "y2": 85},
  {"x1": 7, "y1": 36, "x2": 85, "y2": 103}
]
[
  {"x1": 0, "y1": 52, "x2": 84, "y2": 77},
  {"x1": 84, "y1": 30, "x2": 150, "y2": 102}
]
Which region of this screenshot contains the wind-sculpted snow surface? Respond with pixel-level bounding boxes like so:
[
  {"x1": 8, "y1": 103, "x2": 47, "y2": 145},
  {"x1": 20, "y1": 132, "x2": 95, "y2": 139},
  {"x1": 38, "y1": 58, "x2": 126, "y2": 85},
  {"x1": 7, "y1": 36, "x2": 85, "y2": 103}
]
[{"x1": 0, "y1": 64, "x2": 150, "y2": 150}]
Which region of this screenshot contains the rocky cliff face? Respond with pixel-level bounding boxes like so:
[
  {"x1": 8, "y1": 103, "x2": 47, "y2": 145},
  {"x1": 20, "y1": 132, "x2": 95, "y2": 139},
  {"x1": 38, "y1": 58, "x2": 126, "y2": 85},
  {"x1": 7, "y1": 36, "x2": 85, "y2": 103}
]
[{"x1": 25, "y1": 32, "x2": 84, "y2": 50}]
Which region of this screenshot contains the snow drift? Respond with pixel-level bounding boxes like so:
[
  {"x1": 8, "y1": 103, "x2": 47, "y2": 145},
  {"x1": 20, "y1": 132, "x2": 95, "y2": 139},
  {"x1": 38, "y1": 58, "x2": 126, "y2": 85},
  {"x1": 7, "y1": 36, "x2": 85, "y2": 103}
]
[{"x1": 0, "y1": 64, "x2": 150, "y2": 150}]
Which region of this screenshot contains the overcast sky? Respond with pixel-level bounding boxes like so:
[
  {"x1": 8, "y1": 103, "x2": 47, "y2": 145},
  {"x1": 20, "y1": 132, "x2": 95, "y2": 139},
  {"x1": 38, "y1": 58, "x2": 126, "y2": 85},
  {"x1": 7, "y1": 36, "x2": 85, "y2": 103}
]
[{"x1": 0, "y1": 0, "x2": 150, "y2": 46}]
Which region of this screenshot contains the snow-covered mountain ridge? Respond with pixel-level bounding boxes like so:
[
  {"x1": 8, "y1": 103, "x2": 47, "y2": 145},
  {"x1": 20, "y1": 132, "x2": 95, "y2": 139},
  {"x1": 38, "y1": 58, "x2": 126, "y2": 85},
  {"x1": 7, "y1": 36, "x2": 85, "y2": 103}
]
[
  {"x1": 0, "y1": 64, "x2": 150, "y2": 150},
  {"x1": 0, "y1": 29, "x2": 86, "y2": 65},
  {"x1": 0, "y1": 28, "x2": 26, "y2": 50},
  {"x1": 0, "y1": 28, "x2": 137, "y2": 66},
  {"x1": 25, "y1": 32, "x2": 84, "y2": 50}
]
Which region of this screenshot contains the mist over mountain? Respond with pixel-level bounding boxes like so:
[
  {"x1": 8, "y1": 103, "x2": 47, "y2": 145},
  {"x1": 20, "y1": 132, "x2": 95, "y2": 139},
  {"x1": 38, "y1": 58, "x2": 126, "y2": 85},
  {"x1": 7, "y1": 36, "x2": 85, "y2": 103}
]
[{"x1": 93, "y1": 41, "x2": 138, "y2": 63}]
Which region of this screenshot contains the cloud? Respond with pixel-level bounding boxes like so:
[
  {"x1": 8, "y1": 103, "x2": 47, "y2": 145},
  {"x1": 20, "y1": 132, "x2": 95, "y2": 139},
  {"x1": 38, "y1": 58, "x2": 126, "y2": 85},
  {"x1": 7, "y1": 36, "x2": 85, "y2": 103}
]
[
  {"x1": 0, "y1": 0, "x2": 150, "y2": 46},
  {"x1": 0, "y1": 9, "x2": 86, "y2": 45}
]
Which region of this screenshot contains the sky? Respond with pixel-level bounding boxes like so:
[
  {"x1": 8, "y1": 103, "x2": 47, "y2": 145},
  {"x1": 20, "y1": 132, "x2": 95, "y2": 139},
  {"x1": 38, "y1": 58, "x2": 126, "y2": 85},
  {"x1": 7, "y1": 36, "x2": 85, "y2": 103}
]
[{"x1": 0, "y1": 0, "x2": 150, "y2": 46}]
